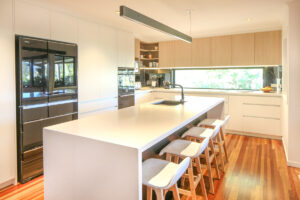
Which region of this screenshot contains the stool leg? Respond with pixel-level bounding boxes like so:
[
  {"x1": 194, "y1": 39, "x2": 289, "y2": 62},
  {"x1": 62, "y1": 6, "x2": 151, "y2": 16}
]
[
  {"x1": 187, "y1": 162, "x2": 197, "y2": 200},
  {"x1": 196, "y1": 157, "x2": 208, "y2": 200},
  {"x1": 217, "y1": 133, "x2": 225, "y2": 172},
  {"x1": 210, "y1": 139, "x2": 220, "y2": 179},
  {"x1": 205, "y1": 147, "x2": 215, "y2": 194},
  {"x1": 147, "y1": 186, "x2": 152, "y2": 200},
  {"x1": 154, "y1": 188, "x2": 164, "y2": 200},
  {"x1": 170, "y1": 185, "x2": 180, "y2": 200},
  {"x1": 220, "y1": 128, "x2": 229, "y2": 162}
]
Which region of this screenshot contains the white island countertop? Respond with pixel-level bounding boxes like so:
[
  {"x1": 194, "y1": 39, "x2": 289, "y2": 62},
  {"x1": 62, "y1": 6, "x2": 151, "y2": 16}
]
[{"x1": 44, "y1": 97, "x2": 224, "y2": 152}]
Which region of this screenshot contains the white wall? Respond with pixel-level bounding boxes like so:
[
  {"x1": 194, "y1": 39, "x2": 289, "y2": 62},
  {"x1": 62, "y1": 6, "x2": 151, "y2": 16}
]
[
  {"x1": 0, "y1": 0, "x2": 134, "y2": 187},
  {"x1": 281, "y1": 5, "x2": 289, "y2": 158},
  {"x1": 0, "y1": 0, "x2": 17, "y2": 188},
  {"x1": 286, "y1": 1, "x2": 300, "y2": 168}
]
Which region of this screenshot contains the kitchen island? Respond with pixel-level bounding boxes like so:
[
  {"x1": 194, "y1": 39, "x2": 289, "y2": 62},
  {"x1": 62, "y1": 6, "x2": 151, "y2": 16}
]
[{"x1": 43, "y1": 97, "x2": 224, "y2": 200}]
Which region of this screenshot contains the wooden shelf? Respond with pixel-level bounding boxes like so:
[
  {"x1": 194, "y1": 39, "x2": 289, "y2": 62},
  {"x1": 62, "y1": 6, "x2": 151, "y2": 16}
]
[
  {"x1": 141, "y1": 57, "x2": 159, "y2": 60},
  {"x1": 140, "y1": 49, "x2": 159, "y2": 52}
]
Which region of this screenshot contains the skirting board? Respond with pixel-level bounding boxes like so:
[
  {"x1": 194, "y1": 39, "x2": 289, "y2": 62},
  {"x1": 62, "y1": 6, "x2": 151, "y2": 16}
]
[
  {"x1": 0, "y1": 178, "x2": 15, "y2": 190},
  {"x1": 282, "y1": 138, "x2": 300, "y2": 168},
  {"x1": 287, "y1": 160, "x2": 300, "y2": 168},
  {"x1": 226, "y1": 129, "x2": 282, "y2": 140}
]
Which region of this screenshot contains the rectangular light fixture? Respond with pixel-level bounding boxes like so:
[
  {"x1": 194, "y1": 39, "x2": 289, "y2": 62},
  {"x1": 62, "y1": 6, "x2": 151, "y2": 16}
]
[{"x1": 120, "y1": 5, "x2": 192, "y2": 43}]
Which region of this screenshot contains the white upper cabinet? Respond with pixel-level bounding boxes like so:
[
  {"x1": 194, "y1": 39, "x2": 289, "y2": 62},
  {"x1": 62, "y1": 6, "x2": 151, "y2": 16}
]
[
  {"x1": 15, "y1": 0, "x2": 51, "y2": 38},
  {"x1": 117, "y1": 30, "x2": 134, "y2": 68},
  {"x1": 50, "y1": 12, "x2": 78, "y2": 43}
]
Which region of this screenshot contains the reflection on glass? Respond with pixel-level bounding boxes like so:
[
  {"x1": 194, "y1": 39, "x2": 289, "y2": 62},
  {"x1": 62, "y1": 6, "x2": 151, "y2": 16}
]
[
  {"x1": 22, "y1": 58, "x2": 48, "y2": 90},
  {"x1": 22, "y1": 60, "x2": 31, "y2": 87},
  {"x1": 54, "y1": 56, "x2": 75, "y2": 88},
  {"x1": 33, "y1": 59, "x2": 44, "y2": 87}
]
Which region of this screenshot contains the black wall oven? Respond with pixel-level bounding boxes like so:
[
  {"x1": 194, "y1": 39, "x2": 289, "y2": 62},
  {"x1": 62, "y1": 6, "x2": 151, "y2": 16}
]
[
  {"x1": 15, "y1": 35, "x2": 78, "y2": 183},
  {"x1": 118, "y1": 67, "x2": 135, "y2": 109}
]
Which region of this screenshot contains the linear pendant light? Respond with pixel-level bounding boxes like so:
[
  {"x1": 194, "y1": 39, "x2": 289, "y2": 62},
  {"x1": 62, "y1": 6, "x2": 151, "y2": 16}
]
[{"x1": 119, "y1": 5, "x2": 192, "y2": 43}]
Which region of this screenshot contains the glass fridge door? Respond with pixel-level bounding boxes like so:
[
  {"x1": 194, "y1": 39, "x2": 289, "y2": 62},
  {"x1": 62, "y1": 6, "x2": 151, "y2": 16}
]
[
  {"x1": 54, "y1": 56, "x2": 76, "y2": 88},
  {"x1": 20, "y1": 38, "x2": 49, "y2": 103}
]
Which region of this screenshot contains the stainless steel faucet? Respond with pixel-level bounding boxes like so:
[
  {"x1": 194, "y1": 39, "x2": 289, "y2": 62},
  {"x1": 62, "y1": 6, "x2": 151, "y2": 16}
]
[{"x1": 165, "y1": 82, "x2": 185, "y2": 104}]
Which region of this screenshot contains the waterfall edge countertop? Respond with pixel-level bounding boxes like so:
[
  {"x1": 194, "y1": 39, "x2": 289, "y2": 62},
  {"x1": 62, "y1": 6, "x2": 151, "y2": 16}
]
[{"x1": 44, "y1": 96, "x2": 224, "y2": 152}]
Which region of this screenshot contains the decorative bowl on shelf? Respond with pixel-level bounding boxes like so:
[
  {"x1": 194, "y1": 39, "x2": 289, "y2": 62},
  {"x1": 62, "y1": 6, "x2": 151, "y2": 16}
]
[{"x1": 260, "y1": 86, "x2": 272, "y2": 93}]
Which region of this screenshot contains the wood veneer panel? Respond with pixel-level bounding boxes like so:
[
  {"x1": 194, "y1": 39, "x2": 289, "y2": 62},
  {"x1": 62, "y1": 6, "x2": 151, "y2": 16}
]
[
  {"x1": 254, "y1": 30, "x2": 282, "y2": 65},
  {"x1": 159, "y1": 41, "x2": 175, "y2": 67},
  {"x1": 231, "y1": 33, "x2": 255, "y2": 65},
  {"x1": 192, "y1": 37, "x2": 211, "y2": 66},
  {"x1": 211, "y1": 35, "x2": 232, "y2": 66}
]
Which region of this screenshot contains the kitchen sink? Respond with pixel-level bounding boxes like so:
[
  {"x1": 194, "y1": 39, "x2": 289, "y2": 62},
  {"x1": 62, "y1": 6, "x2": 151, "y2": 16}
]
[{"x1": 152, "y1": 100, "x2": 185, "y2": 106}]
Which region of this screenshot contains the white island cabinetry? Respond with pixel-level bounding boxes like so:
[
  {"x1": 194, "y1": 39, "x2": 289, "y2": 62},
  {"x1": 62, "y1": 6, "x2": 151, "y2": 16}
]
[{"x1": 43, "y1": 97, "x2": 224, "y2": 200}]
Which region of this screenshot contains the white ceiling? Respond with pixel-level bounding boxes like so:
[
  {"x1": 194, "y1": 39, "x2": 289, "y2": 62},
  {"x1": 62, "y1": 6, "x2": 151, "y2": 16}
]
[{"x1": 29, "y1": 0, "x2": 290, "y2": 42}]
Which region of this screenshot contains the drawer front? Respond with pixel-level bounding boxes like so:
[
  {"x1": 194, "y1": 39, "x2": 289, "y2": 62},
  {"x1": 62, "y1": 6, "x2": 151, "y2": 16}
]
[
  {"x1": 49, "y1": 102, "x2": 78, "y2": 117},
  {"x1": 243, "y1": 116, "x2": 281, "y2": 136},
  {"x1": 243, "y1": 104, "x2": 281, "y2": 119},
  {"x1": 23, "y1": 106, "x2": 48, "y2": 122},
  {"x1": 243, "y1": 96, "x2": 281, "y2": 106},
  {"x1": 22, "y1": 114, "x2": 76, "y2": 150},
  {"x1": 23, "y1": 121, "x2": 43, "y2": 150},
  {"x1": 21, "y1": 147, "x2": 43, "y2": 182}
]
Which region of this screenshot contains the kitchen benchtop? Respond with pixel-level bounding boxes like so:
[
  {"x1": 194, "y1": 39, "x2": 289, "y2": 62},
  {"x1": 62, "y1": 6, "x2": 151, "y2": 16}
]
[
  {"x1": 44, "y1": 96, "x2": 224, "y2": 152},
  {"x1": 136, "y1": 87, "x2": 282, "y2": 97}
]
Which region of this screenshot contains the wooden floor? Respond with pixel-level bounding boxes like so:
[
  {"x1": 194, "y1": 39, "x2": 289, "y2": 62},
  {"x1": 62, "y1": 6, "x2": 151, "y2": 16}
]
[{"x1": 0, "y1": 134, "x2": 299, "y2": 200}]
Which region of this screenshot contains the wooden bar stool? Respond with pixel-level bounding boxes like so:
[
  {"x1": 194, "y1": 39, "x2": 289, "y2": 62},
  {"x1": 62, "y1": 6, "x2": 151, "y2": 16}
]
[
  {"x1": 159, "y1": 138, "x2": 210, "y2": 200},
  {"x1": 142, "y1": 157, "x2": 190, "y2": 200},
  {"x1": 198, "y1": 115, "x2": 230, "y2": 164},
  {"x1": 181, "y1": 125, "x2": 221, "y2": 194}
]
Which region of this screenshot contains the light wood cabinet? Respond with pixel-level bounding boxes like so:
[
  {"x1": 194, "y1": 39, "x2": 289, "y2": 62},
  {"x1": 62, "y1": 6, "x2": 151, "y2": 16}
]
[
  {"x1": 231, "y1": 33, "x2": 255, "y2": 65},
  {"x1": 174, "y1": 40, "x2": 192, "y2": 67},
  {"x1": 254, "y1": 30, "x2": 282, "y2": 65},
  {"x1": 134, "y1": 38, "x2": 140, "y2": 59},
  {"x1": 211, "y1": 35, "x2": 232, "y2": 66},
  {"x1": 159, "y1": 41, "x2": 175, "y2": 67},
  {"x1": 158, "y1": 31, "x2": 282, "y2": 67},
  {"x1": 192, "y1": 37, "x2": 211, "y2": 66}
]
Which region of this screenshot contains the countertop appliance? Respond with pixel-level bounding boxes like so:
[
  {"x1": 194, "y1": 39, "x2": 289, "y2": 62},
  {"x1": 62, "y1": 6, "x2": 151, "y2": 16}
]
[
  {"x1": 15, "y1": 35, "x2": 78, "y2": 183},
  {"x1": 118, "y1": 67, "x2": 135, "y2": 109}
]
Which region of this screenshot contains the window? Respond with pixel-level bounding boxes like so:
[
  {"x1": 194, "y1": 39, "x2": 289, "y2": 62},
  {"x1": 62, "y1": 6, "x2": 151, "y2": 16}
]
[{"x1": 174, "y1": 68, "x2": 263, "y2": 90}]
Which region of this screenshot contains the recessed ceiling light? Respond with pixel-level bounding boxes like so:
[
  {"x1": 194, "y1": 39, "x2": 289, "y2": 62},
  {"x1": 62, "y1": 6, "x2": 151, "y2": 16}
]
[
  {"x1": 116, "y1": 11, "x2": 120, "y2": 14},
  {"x1": 247, "y1": 17, "x2": 252, "y2": 22}
]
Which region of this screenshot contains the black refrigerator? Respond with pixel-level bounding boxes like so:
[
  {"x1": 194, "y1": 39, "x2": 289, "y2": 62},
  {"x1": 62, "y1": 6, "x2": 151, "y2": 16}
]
[{"x1": 15, "y1": 35, "x2": 78, "y2": 183}]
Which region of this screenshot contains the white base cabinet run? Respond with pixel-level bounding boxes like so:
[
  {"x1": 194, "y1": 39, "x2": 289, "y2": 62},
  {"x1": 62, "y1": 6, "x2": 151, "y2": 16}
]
[
  {"x1": 152, "y1": 91, "x2": 282, "y2": 137},
  {"x1": 228, "y1": 96, "x2": 281, "y2": 136}
]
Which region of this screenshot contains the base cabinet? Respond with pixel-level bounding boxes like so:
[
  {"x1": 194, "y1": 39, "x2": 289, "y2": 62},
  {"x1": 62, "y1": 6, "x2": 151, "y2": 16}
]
[{"x1": 152, "y1": 91, "x2": 282, "y2": 137}]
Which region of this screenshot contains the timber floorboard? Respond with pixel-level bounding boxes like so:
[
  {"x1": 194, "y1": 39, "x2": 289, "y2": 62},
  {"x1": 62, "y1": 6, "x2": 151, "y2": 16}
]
[{"x1": 0, "y1": 134, "x2": 299, "y2": 200}]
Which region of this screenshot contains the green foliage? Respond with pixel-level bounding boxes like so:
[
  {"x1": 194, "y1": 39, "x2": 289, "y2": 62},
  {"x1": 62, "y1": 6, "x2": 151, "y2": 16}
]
[{"x1": 175, "y1": 68, "x2": 263, "y2": 90}]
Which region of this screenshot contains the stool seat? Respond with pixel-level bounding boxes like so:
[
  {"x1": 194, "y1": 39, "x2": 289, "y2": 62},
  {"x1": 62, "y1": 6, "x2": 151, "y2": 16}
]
[
  {"x1": 159, "y1": 138, "x2": 209, "y2": 158},
  {"x1": 198, "y1": 115, "x2": 231, "y2": 127},
  {"x1": 182, "y1": 126, "x2": 220, "y2": 139},
  {"x1": 142, "y1": 157, "x2": 190, "y2": 190}
]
